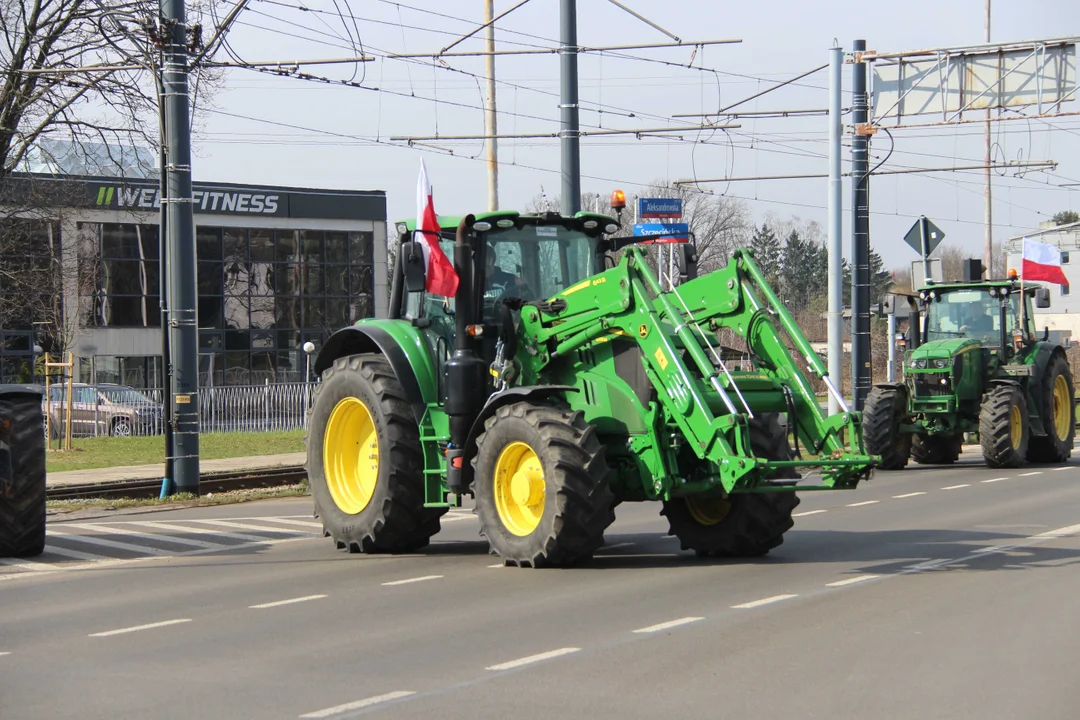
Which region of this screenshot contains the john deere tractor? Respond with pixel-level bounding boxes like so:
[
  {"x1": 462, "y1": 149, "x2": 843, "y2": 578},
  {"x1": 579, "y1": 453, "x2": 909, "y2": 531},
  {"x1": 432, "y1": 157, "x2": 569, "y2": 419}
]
[
  {"x1": 864, "y1": 271, "x2": 1074, "y2": 470},
  {"x1": 306, "y1": 204, "x2": 876, "y2": 567}
]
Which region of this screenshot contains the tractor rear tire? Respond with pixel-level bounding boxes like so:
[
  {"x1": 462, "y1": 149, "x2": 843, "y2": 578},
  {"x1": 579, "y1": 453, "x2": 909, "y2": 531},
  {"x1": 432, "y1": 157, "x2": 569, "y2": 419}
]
[
  {"x1": 862, "y1": 386, "x2": 912, "y2": 470},
  {"x1": 911, "y1": 433, "x2": 962, "y2": 465},
  {"x1": 661, "y1": 414, "x2": 801, "y2": 558},
  {"x1": 980, "y1": 383, "x2": 1030, "y2": 469},
  {"x1": 1027, "y1": 353, "x2": 1075, "y2": 464},
  {"x1": 306, "y1": 353, "x2": 446, "y2": 554},
  {"x1": 0, "y1": 394, "x2": 47, "y2": 558},
  {"x1": 473, "y1": 402, "x2": 615, "y2": 568}
]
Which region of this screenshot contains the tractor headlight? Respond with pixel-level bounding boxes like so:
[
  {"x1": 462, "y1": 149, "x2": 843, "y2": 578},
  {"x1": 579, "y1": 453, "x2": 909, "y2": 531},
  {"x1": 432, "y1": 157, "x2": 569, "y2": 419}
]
[
  {"x1": 932, "y1": 358, "x2": 948, "y2": 369},
  {"x1": 911, "y1": 358, "x2": 927, "y2": 369},
  {"x1": 395, "y1": 223, "x2": 408, "y2": 235},
  {"x1": 472, "y1": 221, "x2": 492, "y2": 231},
  {"x1": 605, "y1": 223, "x2": 619, "y2": 234}
]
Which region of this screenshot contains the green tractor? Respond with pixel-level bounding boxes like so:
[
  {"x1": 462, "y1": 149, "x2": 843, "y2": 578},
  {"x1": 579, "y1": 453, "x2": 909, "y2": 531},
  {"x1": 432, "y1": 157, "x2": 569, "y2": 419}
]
[
  {"x1": 864, "y1": 273, "x2": 1074, "y2": 470},
  {"x1": 306, "y1": 205, "x2": 876, "y2": 567}
]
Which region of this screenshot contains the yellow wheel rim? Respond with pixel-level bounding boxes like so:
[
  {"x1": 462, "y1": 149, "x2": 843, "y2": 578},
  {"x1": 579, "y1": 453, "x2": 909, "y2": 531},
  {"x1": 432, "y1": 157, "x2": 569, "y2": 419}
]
[
  {"x1": 1010, "y1": 405, "x2": 1023, "y2": 450},
  {"x1": 322, "y1": 397, "x2": 379, "y2": 515},
  {"x1": 1053, "y1": 374, "x2": 1071, "y2": 440},
  {"x1": 686, "y1": 497, "x2": 732, "y2": 527},
  {"x1": 493, "y1": 441, "x2": 545, "y2": 536}
]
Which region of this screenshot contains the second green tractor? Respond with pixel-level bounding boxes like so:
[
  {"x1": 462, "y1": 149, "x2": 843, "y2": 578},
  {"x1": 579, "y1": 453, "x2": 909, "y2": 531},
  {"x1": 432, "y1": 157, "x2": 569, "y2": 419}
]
[{"x1": 864, "y1": 272, "x2": 1074, "y2": 470}]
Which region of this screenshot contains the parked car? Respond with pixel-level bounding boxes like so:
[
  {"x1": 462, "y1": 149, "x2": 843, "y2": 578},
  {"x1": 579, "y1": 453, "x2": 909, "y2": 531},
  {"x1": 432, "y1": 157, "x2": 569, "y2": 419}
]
[{"x1": 45, "y1": 383, "x2": 162, "y2": 438}]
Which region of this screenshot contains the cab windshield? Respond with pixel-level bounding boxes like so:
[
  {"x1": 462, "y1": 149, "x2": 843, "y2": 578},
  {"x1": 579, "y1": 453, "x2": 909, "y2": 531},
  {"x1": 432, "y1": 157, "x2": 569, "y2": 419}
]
[
  {"x1": 924, "y1": 289, "x2": 1024, "y2": 344},
  {"x1": 402, "y1": 224, "x2": 598, "y2": 322}
]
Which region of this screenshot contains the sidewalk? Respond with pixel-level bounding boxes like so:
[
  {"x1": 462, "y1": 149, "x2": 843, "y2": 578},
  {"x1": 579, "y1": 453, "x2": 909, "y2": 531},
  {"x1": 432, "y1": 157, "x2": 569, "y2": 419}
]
[{"x1": 47, "y1": 452, "x2": 307, "y2": 488}]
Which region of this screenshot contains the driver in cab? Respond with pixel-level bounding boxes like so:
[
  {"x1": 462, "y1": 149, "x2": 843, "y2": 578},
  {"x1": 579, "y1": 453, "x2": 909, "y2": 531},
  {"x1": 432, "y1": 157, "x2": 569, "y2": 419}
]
[
  {"x1": 485, "y1": 243, "x2": 531, "y2": 299},
  {"x1": 959, "y1": 304, "x2": 994, "y2": 340}
]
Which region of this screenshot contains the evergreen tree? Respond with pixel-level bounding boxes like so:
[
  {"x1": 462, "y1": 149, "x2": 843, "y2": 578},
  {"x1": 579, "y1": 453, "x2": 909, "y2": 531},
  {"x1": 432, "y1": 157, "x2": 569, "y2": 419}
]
[
  {"x1": 780, "y1": 229, "x2": 830, "y2": 307},
  {"x1": 842, "y1": 249, "x2": 892, "y2": 305},
  {"x1": 749, "y1": 224, "x2": 783, "y2": 287}
]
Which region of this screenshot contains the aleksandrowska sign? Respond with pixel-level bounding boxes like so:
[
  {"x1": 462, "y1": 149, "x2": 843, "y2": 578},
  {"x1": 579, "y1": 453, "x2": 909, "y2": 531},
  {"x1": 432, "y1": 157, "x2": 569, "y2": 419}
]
[{"x1": 92, "y1": 183, "x2": 284, "y2": 216}]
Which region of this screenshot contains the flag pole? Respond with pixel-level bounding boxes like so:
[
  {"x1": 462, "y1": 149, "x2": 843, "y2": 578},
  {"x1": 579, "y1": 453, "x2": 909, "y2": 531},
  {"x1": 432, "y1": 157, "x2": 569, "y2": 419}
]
[{"x1": 1020, "y1": 237, "x2": 1027, "y2": 339}]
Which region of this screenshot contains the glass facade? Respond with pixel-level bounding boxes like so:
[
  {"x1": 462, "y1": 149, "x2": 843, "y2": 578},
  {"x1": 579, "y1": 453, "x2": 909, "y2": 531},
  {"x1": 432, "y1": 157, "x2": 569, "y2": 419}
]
[
  {"x1": 0, "y1": 219, "x2": 59, "y2": 383},
  {"x1": 78, "y1": 223, "x2": 376, "y2": 385}
]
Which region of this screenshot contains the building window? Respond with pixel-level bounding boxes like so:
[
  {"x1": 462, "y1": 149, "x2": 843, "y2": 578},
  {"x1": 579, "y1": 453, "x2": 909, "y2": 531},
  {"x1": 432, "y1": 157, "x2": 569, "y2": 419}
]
[
  {"x1": 1062, "y1": 284, "x2": 1071, "y2": 296},
  {"x1": 77, "y1": 222, "x2": 377, "y2": 385},
  {"x1": 1062, "y1": 251, "x2": 1071, "y2": 265}
]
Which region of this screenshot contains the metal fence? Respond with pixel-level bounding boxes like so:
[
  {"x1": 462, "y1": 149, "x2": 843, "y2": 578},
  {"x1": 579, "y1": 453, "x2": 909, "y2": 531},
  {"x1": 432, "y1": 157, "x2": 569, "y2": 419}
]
[{"x1": 44, "y1": 381, "x2": 317, "y2": 439}]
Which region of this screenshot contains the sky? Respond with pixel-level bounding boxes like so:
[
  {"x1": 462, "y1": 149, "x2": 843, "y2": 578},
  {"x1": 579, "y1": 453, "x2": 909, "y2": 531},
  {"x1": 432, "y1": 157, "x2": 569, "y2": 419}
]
[{"x1": 193, "y1": 0, "x2": 1080, "y2": 271}]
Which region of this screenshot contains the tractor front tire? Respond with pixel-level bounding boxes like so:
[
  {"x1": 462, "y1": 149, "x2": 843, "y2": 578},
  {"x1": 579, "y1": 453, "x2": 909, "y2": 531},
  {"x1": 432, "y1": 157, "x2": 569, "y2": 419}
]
[
  {"x1": 661, "y1": 414, "x2": 800, "y2": 558},
  {"x1": 980, "y1": 383, "x2": 1030, "y2": 469},
  {"x1": 473, "y1": 402, "x2": 615, "y2": 568},
  {"x1": 911, "y1": 433, "x2": 962, "y2": 465},
  {"x1": 306, "y1": 353, "x2": 446, "y2": 554},
  {"x1": 0, "y1": 395, "x2": 47, "y2": 558},
  {"x1": 1027, "y1": 353, "x2": 1075, "y2": 464},
  {"x1": 862, "y1": 386, "x2": 912, "y2": 470}
]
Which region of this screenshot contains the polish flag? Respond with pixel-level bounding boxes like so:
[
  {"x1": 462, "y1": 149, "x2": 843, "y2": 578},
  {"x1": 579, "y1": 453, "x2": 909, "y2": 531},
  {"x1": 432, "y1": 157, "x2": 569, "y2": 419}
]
[
  {"x1": 1022, "y1": 237, "x2": 1069, "y2": 286},
  {"x1": 414, "y1": 159, "x2": 458, "y2": 297}
]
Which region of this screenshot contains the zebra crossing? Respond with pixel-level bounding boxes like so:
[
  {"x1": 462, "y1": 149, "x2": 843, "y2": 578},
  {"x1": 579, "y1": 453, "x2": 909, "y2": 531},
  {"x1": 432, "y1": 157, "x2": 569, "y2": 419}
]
[{"x1": 0, "y1": 509, "x2": 478, "y2": 581}]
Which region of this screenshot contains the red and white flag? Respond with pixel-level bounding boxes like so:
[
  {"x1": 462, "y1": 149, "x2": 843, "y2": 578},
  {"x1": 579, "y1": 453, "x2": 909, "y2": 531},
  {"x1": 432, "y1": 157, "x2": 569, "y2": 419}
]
[
  {"x1": 414, "y1": 159, "x2": 458, "y2": 297},
  {"x1": 1022, "y1": 237, "x2": 1069, "y2": 286}
]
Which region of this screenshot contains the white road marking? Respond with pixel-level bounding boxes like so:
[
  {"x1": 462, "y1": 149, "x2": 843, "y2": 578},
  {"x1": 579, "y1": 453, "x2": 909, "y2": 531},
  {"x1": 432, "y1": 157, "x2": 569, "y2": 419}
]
[
  {"x1": 0, "y1": 557, "x2": 63, "y2": 572},
  {"x1": 1052, "y1": 466, "x2": 1074, "y2": 472},
  {"x1": 440, "y1": 514, "x2": 477, "y2": 523},
  {"x1": 732, "y1": 594, "x2": 797, "y2": 609},
  {"x1": 1019, "y1": 471, "x2": 1043, "y2": 477},
  {"x1": 47, "y1": 529, "x2": 168, "y2": 556},
  {"x1": 381, "y1": 575, "x2": 442, "y2": 586},
  {"x1": 250, "y1": 594, "x2": 327, "y2": 609},
  {"x1": 89, "y1": 618, "x2": 192, "y2": 637},
  {"x1": 1031, "y1": 523, "x2": 1080, "y2": 539},
  {"x1": 905, "y1": 558, "x2": 953, "y2": 571},
  {"x1": 42, "y1": 545, "x2": 109, "y2": 563},
  {"x1": 893, "y1": 492, "x2": 927, "y2": 499},
  {"x1": 131, "y1": 520, "x2": 273, "y2": 544},
  {"x1": 597, "y1": 542, "x2": 635, "y2": 551},
  {"x1": 793, "y1": 509, "x2": 827, "y2": 517},
  {"x1": 65, "y1": 523, "x2": 221, "y2": 549},
  {"x1": 941, "y1": 484, "x2": 970, "y2": 490},
  {"x1": 186, "y1": 519, "x2": 308, "y2": 535},
  {"x1": 299, "y1": 691, "x2": 416, "y2": 718},
  {"x1": 826, "y1": 574, "x2": 880, "y2": 587},
  {"x1": 846, "y1": 500, "x2": 879, "y2": 507},
  {"x1": 487, "y1": 563, "x2": 505, "y2": 568},
  {"x1": 0, "y1": 652, "x2": 9, "y2": 656},
  {"x1": 632, "y1": 617, "x2": 703, "y2": 634},
  {"x1": 255, "y1": 518, "x2": 324, "y2": 530},
  {"x1": 486, "y1": 647, "x2": 580, "y2": 671},
  {"x1": 982, "y1": 477, "x2": 1008, "y2": 483}
]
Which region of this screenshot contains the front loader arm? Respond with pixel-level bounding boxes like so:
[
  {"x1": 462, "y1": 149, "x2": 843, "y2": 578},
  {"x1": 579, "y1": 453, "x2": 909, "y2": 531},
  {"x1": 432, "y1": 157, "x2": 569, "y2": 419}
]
[{"x1": 518, "y1": 246, "x2": 874, "y2": 492}]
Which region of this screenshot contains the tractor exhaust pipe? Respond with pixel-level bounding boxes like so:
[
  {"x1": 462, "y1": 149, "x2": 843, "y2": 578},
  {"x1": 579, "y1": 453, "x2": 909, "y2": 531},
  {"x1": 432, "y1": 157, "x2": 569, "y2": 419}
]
[{"x1": 444, "y1": 215, "x2": 487, "y2": 494}]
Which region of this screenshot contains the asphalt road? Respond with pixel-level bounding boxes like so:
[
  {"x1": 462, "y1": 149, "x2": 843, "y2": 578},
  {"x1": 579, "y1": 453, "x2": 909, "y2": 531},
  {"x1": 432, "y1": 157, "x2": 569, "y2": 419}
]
[{"x1": 3, "y1": 451, "x2": 1080, "y2": 719}]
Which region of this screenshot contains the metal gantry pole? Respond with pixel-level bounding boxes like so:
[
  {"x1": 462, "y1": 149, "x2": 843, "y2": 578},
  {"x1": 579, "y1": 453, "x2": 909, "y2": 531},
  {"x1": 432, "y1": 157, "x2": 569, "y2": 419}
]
[
  {"x1": 827, "y1": 45, "x2": 843, "y2": 414},
  {"x1": 560, "y1": 0, "x2": 581, "y2": 215},
  {"x1": 850, "y1": 39, "x2": 871, "y2": 411},
  {"x1": 484, "y1": 0, "x2": 499, "y2": 212},
  {"x1": 161, "y1": 0, "x2": 200, "y2": 493}
]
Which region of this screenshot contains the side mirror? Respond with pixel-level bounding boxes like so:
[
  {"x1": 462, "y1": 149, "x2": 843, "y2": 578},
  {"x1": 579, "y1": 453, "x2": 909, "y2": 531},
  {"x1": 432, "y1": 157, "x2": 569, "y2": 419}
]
[
  {"x1": 676, "y1": 243, "x2": 699, "y2": 282},
  {"x1": 1035, "y1": 287, "x2": 1051, "y2": 308},
  {"x1": 400, "y1": 241, "x2": 427, "y2": 293}
]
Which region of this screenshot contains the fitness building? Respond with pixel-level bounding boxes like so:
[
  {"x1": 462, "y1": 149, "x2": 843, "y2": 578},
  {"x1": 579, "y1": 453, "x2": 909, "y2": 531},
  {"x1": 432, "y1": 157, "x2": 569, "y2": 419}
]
[{"x1": 0, "y1": 173, "x2": 387, "y2": 386}]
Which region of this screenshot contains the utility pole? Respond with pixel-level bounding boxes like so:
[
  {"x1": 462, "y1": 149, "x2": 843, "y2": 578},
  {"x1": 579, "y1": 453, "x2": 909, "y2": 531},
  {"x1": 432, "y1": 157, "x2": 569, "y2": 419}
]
[
  {"x1": 161, "y1": 0, "x2": 200, "y2": 493},
  {"x1": 827, "y1": 45, "x2": 843, "y2": 415},
  {"x1": 155, "y1": 67, "x2": 174, "y2": 488},
  {"x1": 484, "y1": 0, "x2": 499, "y2": 212},
  {"x1": 983, "y1": 0, "x2": 992, "y2": 278},
  {"x1": 560, "y1": 0, "x2": 581, "y2": 215},
  {"x1": 850, "y1": 39, "x2": 871, "y2": 411}
]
